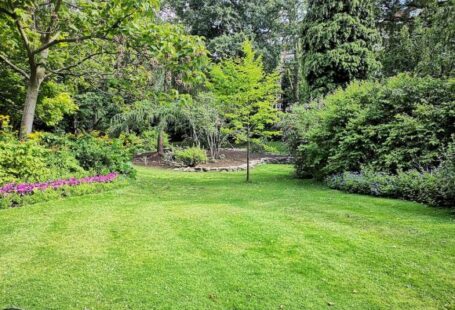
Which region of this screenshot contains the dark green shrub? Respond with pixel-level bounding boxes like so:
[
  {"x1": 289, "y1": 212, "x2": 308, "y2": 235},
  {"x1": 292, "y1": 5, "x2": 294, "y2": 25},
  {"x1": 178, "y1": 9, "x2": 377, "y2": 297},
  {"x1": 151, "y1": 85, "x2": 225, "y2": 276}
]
[
  {"x1": 175, "y1": 147, "x2": 208, "y2": 167},
  {"x1": 30, "y1": 132, "x2": 136, "y2": 177},
  {"x1": 325, "y1": 153, "x2": 455, "y2": 208},
  {"x1": 286, "y1": 74, "x2": 455, "y2": 178},
  {"x1": 68, "y1": 134, "x2": 135, "y2": 177},
  {"x1": 118, "y1": 129, "x2": 169, "y2": 155}
]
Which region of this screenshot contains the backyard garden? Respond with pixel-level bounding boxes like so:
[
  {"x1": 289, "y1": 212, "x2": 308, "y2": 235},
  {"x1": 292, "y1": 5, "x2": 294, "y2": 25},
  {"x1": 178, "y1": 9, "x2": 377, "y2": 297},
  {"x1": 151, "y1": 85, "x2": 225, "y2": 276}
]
[{"x1": 0, "y1": 0, "x2": 454, "y2": 309}]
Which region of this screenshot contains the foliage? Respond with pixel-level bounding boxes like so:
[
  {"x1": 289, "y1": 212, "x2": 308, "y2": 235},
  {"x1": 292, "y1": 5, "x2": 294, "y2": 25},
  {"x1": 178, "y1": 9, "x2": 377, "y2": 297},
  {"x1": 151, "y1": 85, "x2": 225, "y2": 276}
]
[
  {"x1": 325, "y1": 150, "x2": 455, "y2": 207},
  {"x1": 174, "y1": 147, "x2": 208, "y2": 167},
  {"x1": 210, "y1": 41, "x2": 281, "y2": 145},
  {"x1": 0, "y1": 68, "x2": 25, "y2": 128},
  {"x1": 65, "y1": 134, "x2": 136, "y2": 177},
  {"x1": 73, "y1": 91, "x2": 121, "y2": 132},
  {"x1": 0, "y1": 0, "x2": 160, "y2": 137},
  {"x1": 302, "y1": 0, "x2": 381, "y2": 97},
  {"x1": 0, "y1": 136, "x2": 85, "y2": 186},
  {"x1": 0, "y1": 175, "x2": 125, "y2": 209},
  {"x1": 210, "y1": 41, "x2": 281, "y2": 180},
  {"x1": 180, "y1": 93, "x2": 227, "y2": 159},
  {"x1": 166, "y1": 0, "x2": 284, "y2": 70},
  {"x1": 119, "y1": 129, "x2": 170, "y2": 155},
  {"x1": 36, "y1": 82, "x2": 78, "y2": 127},
  {"x1": 380, "y1": 1, "x2": 454, "y2": 78},
  {"x1": 286, "y1": 74, "x2": 455, "y2": 179}
]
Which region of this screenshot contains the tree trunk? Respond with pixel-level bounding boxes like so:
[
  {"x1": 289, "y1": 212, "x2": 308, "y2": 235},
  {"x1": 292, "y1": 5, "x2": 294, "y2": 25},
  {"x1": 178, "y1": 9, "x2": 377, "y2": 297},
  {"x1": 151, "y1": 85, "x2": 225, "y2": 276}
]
[
  {"x1": 157, "y1": 130, "x2": 164, "y2": 156},
  {"x1": 246, "y1": 126, "x2": 251, "y2": 182},
  {"x1": 19, "y1": 48, "x2": 48, "y2": 140},
  {"x1": 20, "y1": 76, "x2": 42, "y2": 139}
]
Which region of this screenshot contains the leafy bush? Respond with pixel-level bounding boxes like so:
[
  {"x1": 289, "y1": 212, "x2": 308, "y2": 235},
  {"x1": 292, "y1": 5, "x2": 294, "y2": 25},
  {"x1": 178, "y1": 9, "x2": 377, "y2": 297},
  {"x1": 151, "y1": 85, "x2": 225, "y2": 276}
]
[
  {"x1": 325, "y1": 153, "x2": 455, "y2": 207},
  {"x1": 119, "y1": 129, "x2": 169, "y2": 155},
  {"x1": 0, "y1": 128, "x2": 136, "y2": 186},
  {"x1": 0, "y1": 137, "x2": 85, "y2": 185},
  {"x1": 174, "y1": 147, "x2": 208, "y2": 167},
  {"x1": 67, "y1": 134, "x2": 136, "y2": 177},
  {"x1": 286, "y1": 74, "x2": 455, "y2": 179}
]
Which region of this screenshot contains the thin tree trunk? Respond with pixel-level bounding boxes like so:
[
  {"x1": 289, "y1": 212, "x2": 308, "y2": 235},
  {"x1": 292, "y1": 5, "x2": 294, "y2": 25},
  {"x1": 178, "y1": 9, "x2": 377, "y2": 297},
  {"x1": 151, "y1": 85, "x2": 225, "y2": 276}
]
[
  {"x1": 157, "y1": 130, "x2": 164, "y2": 156},
  {"x1": 246, "y1": 125, "x2": 251, "y2": 182}
]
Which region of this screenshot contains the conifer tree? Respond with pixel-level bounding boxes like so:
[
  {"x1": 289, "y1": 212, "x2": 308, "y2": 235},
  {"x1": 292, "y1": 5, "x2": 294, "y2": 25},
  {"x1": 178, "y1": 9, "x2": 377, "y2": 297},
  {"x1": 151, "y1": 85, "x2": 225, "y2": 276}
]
[{"x1": 302, "y1": 0, "x2": 381, "y2": 97}]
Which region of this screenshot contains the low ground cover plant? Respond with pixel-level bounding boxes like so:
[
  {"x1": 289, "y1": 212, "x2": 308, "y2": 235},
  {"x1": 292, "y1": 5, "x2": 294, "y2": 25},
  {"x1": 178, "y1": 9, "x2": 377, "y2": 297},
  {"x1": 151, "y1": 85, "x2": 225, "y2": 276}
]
[
  {"x1": 0, "y1": 173, "x2": 121, "y2": 209},
  {"x1": 0, "y1": 173, "x2": 119, "y2": 196},
  {"x1": 174, "y1": 147, "x2": 208, "y2": 167},
  {"x1": 325, "y1": 163, "x2": 455, "y2": 208}
]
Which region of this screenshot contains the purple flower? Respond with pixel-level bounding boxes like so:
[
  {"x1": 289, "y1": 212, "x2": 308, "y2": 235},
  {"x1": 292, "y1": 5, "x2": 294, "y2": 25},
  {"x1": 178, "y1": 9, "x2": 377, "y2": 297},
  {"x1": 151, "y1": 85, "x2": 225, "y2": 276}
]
[{"x1": 0, "y1": 172, "x2": 119, "y2": 197}]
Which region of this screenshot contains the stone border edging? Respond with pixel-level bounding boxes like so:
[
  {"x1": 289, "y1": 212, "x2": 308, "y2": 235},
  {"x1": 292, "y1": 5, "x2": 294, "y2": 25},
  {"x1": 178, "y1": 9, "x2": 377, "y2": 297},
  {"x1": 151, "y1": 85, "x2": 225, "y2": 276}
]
[{"x1": 174, "y1": 156, "x2": 293, "y2": 172}]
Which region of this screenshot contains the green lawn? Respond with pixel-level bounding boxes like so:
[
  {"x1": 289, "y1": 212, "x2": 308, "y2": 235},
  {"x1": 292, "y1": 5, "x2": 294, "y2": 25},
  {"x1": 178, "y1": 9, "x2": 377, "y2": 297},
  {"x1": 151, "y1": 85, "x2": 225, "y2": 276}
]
[{"x1": 0, "y1": 165, "x2": 454, "y2": 309}]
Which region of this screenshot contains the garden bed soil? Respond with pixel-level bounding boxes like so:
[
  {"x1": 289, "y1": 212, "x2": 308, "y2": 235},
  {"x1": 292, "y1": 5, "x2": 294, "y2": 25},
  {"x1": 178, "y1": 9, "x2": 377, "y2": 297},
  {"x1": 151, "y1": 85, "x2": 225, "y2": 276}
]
[{"x1": 133, "y1": 148, "x2": 290, "y2": 169}]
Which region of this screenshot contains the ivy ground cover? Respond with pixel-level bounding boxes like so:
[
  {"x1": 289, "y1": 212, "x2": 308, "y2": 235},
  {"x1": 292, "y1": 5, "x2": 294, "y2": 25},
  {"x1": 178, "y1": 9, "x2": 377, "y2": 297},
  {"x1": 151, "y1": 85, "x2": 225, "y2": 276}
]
[{"x1": 0, "y1": 165, "x2": 454, "y2": 309}]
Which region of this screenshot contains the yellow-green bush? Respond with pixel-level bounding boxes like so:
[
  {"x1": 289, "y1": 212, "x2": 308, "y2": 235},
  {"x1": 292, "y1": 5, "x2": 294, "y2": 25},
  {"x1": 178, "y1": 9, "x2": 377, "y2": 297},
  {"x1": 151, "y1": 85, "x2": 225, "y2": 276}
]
[{"x1": 175, "y1": 147, "x2": 208, "y2": 167}]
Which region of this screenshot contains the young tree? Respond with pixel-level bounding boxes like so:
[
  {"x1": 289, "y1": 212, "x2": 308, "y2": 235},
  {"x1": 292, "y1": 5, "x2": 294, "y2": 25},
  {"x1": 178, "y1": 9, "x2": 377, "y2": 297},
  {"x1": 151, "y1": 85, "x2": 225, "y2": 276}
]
[
  {"x1": 301, "y1": 0, "x2": 381, "y2": 97},
  {"x1": 181, "y1": 93, "x2": 227, "y2": 159},
  {"x1": 0, "y1": 0, "x2": 157, "y2": 139},
  {"x1": 210, "y1": 41, "x2": 281, "y2": 182}
]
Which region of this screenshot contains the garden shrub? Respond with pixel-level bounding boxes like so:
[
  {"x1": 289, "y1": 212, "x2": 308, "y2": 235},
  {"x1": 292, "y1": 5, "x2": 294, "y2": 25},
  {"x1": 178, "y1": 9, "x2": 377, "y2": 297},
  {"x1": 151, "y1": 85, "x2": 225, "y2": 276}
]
[
  {"x1": 0, "y1": 137, "x2": 85, "y2": 185},
  {"x1": 175, "y1": 147, "x2": 208, "y2": 167},
  {"x1": 68, "y1": 134, "x2": 136, "y2": 177},
  {"x1": 119, "y1": 129, "x2": 169, "y2": 155},
  {"x1": 286, "y1": 74, "x2": 455, "y2": 179},
  {"x1": 325, "y1": 149, "x2": 455, "y2": 207},
  {"x1": 0, "y1": 127, "x2": 136, "y2": 187}
]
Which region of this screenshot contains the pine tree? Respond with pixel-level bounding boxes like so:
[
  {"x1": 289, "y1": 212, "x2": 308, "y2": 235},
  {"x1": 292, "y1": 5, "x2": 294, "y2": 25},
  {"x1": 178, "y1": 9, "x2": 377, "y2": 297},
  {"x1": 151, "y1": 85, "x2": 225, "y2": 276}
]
[{"x1": 302, "y1": 0, "x2": 381, "y2": 97}]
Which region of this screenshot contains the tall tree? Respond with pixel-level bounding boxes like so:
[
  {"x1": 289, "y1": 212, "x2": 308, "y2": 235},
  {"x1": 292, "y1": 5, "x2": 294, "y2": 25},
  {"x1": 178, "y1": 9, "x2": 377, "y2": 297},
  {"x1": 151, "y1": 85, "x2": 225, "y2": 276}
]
[
  {"x1": 0, "y1": 0, "x2": 157, "y2": 138},
  {"x1": 280, "y1": 0, "x2": 307, "y2": 107},
  {"x1": 164, "y1": 0, "x2": 284, "y2": 70},
  {"x1": 301, "y1": 0, "x2": 381, "y2": 97},
  {"x1": 378, "y1": 0, "x2": 454, "y2": 77},
  {"x1": 210, "y1": 41, "x2": 281, "y2": 182}
]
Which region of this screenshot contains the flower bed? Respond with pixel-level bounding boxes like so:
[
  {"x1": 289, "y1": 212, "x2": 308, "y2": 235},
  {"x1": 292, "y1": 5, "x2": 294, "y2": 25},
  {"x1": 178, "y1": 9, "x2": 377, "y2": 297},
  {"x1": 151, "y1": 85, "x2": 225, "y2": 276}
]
[
  {"x1": 0, "y1": 173, "x2": 119, "y2": 196},
  {"x1": 0, "y1": 173, "x2": 122, "y2": 209}
]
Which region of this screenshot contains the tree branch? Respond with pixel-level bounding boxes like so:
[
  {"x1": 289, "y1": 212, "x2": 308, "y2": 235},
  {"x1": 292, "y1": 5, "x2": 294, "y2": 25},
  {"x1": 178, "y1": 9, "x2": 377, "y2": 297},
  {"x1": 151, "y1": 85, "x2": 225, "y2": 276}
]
[
  {"x1": 43, "y1": 0, "x2": 63, "y2": 42},
  {"x1": 44, "y1": 51, "x2": 116, "y2": 78},
  {"x1": 32, "y1": 11, "x2": 135, "y2": 55},
  {"x1": 1, "y1": 5, "x2": 34, "y2": 63},
  {"x1": 33, "y1": 34, "x2": 97, "y2": 55},
  {"x1": 0, "y1": 53, "x2": 30, "y2": 79},
  {"x1": 15, "y1": 20, "x2": 33, "y2": 59}
]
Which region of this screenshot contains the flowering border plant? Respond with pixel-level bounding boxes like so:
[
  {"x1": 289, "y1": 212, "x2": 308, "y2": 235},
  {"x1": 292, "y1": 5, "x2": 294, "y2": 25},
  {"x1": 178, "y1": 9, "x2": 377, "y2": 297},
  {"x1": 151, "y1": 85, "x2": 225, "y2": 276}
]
[{"x1": 0, "y1": 173, "x2": 119, "y2": 197}]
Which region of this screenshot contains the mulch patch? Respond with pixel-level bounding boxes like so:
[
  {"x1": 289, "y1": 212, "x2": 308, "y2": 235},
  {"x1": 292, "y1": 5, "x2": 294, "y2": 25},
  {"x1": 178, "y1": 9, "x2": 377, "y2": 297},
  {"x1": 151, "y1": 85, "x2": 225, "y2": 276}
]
[{"x1": 133, "y1": 149, "x2": 285, "y2": 169}]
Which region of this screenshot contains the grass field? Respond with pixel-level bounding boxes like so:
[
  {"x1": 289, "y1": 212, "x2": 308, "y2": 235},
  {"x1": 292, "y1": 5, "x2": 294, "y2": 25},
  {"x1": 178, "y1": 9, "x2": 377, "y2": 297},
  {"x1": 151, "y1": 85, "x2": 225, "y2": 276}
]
[{"x1": 0, "y1": 165, "x2": 454, "y2": 309}]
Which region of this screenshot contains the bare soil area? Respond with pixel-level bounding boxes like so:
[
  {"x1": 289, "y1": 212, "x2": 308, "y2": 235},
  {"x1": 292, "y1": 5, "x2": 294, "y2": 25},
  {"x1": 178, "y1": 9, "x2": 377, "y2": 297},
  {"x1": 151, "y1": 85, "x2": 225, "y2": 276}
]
[{"x1": 133, "y1": 148, "x2": 287, "y2": 169}]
